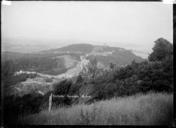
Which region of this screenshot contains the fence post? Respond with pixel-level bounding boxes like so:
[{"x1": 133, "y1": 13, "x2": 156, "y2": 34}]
[{"x1": 48, "y1": 93, "x2": 52, "y2": 112}]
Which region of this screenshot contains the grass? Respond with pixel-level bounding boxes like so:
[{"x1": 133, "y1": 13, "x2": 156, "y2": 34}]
[{"x1": 18, "y1": 92, "x2": 173, "y2": 125}]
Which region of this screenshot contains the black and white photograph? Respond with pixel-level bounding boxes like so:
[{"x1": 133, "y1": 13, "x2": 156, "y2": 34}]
[{"x1": 1, "y1": 1, "x2": 174, "y2": 125}]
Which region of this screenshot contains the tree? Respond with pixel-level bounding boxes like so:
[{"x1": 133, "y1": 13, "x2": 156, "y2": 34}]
[
  {"x1": 76, "y1": 75, "x2": 83, "y2": 83},
  {"x1": 53, "y1": 79, "x2": 72, "y2": 96},
  {"x1": 109, "y1": 62, "x2": 116, "y2": 70},
  {"x1": 87, "y1": 58, "x2": 98, "y2": 79},
  {"x1": 148, "y1": 38, "x2": 173, "y2": 61}
]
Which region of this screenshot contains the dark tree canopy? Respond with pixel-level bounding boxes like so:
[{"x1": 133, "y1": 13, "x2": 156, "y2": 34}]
[
  {"x1": 53, "y1": 79, "x2": 72, "y2": 95},
  {"x1": 148, "y1": 38, "x2": 173, "y2": 61}
]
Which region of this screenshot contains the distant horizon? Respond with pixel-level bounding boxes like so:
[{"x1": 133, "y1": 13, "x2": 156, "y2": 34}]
[
  {"x1": 2, "y1": 2, "x2": 173, "y2": 59},
  {"x1": 2, "y1": 37, "x2": 169, "y2": 59}
]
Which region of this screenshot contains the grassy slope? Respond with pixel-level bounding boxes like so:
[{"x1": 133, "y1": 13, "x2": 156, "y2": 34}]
[{"x1": 18, "y1": 92, "x2": 173, "y2": 125}]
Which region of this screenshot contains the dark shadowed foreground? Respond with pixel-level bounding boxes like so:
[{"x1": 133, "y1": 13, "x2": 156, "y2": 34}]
[{"x1": 18, "y1": 92, "x2": 173, "y2": 125}]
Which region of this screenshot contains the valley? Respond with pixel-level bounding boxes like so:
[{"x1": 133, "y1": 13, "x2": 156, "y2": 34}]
[
  {"x1": 2, "y1": 39, "x2": 173, "y2": 125},
  {"x1": 2, "y1": 2, "x2": 173, "y2": 125}
]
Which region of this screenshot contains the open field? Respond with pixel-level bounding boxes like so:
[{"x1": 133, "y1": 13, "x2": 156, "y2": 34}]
[{"x1": 18, "y1": 92, "x2": 173, "y2": 125}]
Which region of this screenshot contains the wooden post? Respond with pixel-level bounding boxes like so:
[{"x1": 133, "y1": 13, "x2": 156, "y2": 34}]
[{"x1": 48, "y1": 93, "x2": 52, "y2": 112}]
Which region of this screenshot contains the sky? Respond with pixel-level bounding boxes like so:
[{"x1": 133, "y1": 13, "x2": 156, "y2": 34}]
[{"x1": 1, "y1": 1, "x2": 173, "y2": 58}]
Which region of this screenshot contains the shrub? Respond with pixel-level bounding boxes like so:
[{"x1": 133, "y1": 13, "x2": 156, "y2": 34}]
[
  {"x1": 53, "y1": 79, "x2": 72, "y2": 95},
  {"x1": 4, "y1": 93, "x2": 44, "y2": 125}
]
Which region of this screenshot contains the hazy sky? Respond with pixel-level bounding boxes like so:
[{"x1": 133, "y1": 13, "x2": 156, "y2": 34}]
[{"x1": 2, "y1": 2, "x2": 173, "y2": 58}]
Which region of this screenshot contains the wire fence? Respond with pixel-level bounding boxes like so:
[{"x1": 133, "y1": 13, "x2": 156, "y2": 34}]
[{"x1": 48, "y1": 93, "x2": 91, "y2": 112}]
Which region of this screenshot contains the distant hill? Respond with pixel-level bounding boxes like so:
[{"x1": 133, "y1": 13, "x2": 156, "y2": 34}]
[
  {"x1": 2, "y1": 43, "x2": 145, "y2": 97},
  {"x1": 41, "y1": 43, "x2": 144, "y2": 67},
  {"x1": 41, "y1": 44, "x2": 94, "y2": 54},
  {"x1": 2, "y1": 43, "x2": 145, "y2": 76}
]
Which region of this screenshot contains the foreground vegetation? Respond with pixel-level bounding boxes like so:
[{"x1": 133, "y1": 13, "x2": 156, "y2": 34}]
[
  {"x1": 18, "y1": 92, "x2": 173, "y2": 125},
  {"x1": 53, "y1": 38, "x2": 173, "y2": 101},
  {"x1": 2, "y1": 38, "x2": 174, "y2": 125}
]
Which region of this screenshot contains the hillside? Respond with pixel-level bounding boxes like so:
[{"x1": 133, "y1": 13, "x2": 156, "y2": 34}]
[
  {"x1": 2, "y1": 43, "x2": 144, "y2": 76},
  {"x1": 2, "y1": 43, "x2": 144, "y2": 97},
  {"x1": 3, "y1": 38, "x2": 173, "y2": 125},
  {"x1": 18, "y1": 92, "x2": 173, "y2": 125},
  {"x1": 40, "y1": 43, "x2": 144, "y2": 69},
  {"x1": 41, "y1": 43, "x2": 94, "y2": 54}
]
